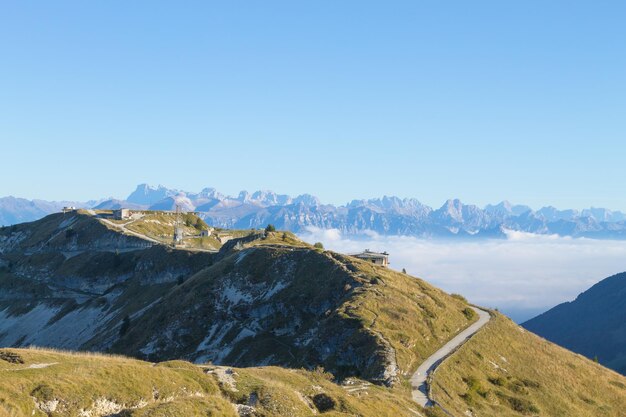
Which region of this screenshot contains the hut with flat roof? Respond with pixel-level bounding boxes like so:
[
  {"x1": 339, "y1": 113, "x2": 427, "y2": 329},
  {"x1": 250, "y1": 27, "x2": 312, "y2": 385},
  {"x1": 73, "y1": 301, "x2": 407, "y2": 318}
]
[
  {"x1": 352, "y1": 249, "x2": 389, "y2": 267},
  {"x1": 113, "y1": 208, "x2": 131, "y2": 220}
]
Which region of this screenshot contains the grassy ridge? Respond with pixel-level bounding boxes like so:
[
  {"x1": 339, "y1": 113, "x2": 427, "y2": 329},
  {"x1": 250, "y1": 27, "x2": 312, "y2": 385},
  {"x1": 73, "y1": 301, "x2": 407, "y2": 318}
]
[
  {"x1": 431, "y1": 314, "x2": 626, "y2": 417},
  {"x1": 108, "y1": 211, "x2": 256, "y2": 250},
  {"x1": 332, "y1": 253, "x2": 477, "y2": 373},
  {"x1": 110, "y1": 234, "x2": 477, "y2": 386}
]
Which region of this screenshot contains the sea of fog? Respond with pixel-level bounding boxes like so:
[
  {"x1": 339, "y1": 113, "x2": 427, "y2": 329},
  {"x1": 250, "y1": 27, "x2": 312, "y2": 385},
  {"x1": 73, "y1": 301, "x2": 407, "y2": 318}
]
[{"x1": 299, "y1": 227, "x2": 626, "y2": 323}]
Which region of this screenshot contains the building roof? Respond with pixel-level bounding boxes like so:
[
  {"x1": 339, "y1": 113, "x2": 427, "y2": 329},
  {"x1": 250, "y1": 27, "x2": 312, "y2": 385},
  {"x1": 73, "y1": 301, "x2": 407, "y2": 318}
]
[{"x1": 351, "y1": 249, "x2": 389, "y2": 259}]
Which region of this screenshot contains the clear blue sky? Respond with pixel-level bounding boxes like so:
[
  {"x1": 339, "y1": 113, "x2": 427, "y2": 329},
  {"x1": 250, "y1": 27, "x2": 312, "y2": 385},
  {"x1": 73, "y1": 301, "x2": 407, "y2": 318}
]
[{"x1": 2, "y1": 1, "x2": 625, "y2": 210}]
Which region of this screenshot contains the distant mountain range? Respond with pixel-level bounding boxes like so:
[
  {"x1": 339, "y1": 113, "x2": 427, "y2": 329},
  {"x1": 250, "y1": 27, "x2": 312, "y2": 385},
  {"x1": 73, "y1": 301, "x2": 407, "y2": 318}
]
[
  {"x1": 0, "y1": 196, "x2": 103, "y2": 226},
  {"x1": 524, "y1": 272, "x2": 626, "y2": 375},
  {"x1": 3, "y1": 183, "x2": 626, "y2": 239}
]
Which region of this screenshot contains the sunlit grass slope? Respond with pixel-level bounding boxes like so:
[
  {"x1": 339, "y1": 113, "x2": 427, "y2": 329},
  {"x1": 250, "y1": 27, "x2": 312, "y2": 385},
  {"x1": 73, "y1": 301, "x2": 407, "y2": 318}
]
[
  {"x1": 430, "y1": 313, "x2": 626, "y2": 417},
  {"x1": 0, "y1": 348, "x2": 417, "y2": 417}
]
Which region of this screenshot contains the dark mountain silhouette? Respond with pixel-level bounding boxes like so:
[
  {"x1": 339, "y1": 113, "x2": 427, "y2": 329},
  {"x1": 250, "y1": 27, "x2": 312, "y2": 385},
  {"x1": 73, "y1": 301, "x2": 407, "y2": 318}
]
[{"x1": 524, "y1": 272, "x2": 626, "y2": 375}]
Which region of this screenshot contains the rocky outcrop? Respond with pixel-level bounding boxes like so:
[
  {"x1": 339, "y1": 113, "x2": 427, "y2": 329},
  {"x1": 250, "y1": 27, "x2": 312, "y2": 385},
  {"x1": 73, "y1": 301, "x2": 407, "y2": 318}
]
[{"x1": 0, "y1": 213, "x2": 471, "y2": 387}]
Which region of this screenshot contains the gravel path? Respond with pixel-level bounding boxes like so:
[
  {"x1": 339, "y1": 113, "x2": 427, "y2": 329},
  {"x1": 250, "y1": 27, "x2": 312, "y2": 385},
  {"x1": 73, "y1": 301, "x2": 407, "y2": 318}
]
[
  {"x1": 411, "y1": 306, "x2": 491, "y2": 407},
  {"x1": 98, "y1": 218, "x2": 162, "y2": 244}
]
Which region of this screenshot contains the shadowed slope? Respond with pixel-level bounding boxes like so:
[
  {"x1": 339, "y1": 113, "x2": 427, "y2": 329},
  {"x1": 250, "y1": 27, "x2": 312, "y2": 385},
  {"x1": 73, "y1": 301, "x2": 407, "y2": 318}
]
[{"x1": 523, "y1": 272, "x2": 626, "y2": 375}]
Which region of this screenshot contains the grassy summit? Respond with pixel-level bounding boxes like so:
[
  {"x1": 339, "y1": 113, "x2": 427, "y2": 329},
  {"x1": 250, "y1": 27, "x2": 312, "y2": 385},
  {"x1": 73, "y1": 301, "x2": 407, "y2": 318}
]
[{"x1": 95, "y1": 209, "x2": 258, "y2": 251}]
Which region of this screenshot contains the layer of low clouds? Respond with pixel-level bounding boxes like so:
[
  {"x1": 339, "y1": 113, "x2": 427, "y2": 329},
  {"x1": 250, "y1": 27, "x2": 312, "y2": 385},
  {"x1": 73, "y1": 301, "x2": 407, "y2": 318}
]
[{"x1": 299, "y1": 228, "x2": 626, "y2": 322}]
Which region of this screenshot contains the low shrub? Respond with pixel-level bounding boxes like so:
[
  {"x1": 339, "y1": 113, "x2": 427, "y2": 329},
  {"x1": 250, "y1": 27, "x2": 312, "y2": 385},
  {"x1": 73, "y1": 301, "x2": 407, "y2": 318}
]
[{"x1": 312, "y1": 393, "x2": 336, "y2": 412}]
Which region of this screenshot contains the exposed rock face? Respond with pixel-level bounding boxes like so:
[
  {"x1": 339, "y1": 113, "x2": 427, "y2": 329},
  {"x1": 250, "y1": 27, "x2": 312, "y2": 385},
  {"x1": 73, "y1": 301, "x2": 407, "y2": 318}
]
[
  {"x1": 111, "y1": 246, "x2": 401, "y2": 385},
  {"x1": 126, "y1": 184, "x2": 178, "y2": 206},
  {"x1": 0, "y1": 213, "x2": 213, "y2": 352},
  {"x1": 0, "y1": 212, "x2": 470, "y2": 387}
]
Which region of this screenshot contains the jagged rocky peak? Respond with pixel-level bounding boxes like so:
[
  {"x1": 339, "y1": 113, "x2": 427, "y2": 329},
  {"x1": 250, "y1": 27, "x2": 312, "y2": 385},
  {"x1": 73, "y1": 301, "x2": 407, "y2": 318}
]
[
  {"x1": 234, "y1": 190, "x2": 319, "y2": 207},
  {"x1": 435, "y1": 198, "x2": 465, "y2": 222},
  {"x1": 377, "y1": 196, "x2": 425, "y2": 210},
  {"x1": 237, "y1": 190, "x2": 300, "y2": 207},
  {"x1": 94, "y1": 199, "x2": 145, "y2": 210},
  {"x1": 293, "y1": 193, "x2": 321, "y2": 207},
  {"x1": 250, "y1": 190, "x2": 292, "y2": 206},
  {"x1": 127, "y1": 184, "x2": 179, "y2": 206},
  {"x1": 237, "y1": 190, "x2": 252, "y2": 202},
  {"x1": 347, "y1": 196, "x2": 430, "y2": 215},
  {"x1": 485, "y1": 200, "x2": 529, "y2": 215},
  {"x1": 149, "y1": 194, "x2": 195, "y2": 212},
  {"x1": 581, "y1": 207, "x2": 626, "y2": 222},
  {"x1": 193, "y1": 187, "x2": 224, "y2": 200},
  {"x1": 537, "y1": 206, "x2": 581, "y2": 222}
]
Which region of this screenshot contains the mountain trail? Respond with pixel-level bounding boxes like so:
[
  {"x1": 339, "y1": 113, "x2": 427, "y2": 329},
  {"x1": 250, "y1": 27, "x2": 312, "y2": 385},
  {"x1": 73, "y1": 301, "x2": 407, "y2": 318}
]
[
  {"x1": 5, "y1": 362, "x2": 58, "y2": 371},
  {"x1": 98, "y1": 218, "x2": 161, "y2": 244},
  {"x1": 410, "y1": 307, "x2": 491, "y2": 409}
]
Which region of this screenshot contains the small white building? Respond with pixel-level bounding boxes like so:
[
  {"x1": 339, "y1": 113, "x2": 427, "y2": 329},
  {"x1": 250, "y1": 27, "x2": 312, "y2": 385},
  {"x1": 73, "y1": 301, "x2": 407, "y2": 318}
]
[
  {"x1": 352, "y1": 249, "x2": 389, "y2": 267},
  {"x1": 113, "y1": 208, "x2": 131, "y2": 220}
]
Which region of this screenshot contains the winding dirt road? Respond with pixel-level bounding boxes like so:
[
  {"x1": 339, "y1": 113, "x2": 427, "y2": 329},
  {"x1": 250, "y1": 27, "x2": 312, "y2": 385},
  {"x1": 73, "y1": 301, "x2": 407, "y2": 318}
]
[
  {"x1": 98, "y1": 217, "x2": 162, "y2": 244},
  {"x1": 411, "y1": 306, "x2": 491, "y2": 408}
]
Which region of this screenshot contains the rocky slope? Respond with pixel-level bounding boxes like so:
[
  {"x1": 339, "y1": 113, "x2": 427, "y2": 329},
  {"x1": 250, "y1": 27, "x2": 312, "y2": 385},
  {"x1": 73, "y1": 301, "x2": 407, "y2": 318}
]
[
  {"x1": 0, "y1": 212, "x2": 213, "y2": 350},
  {"x1": 0, "y1": 211, "x2": 475, "y2": 387},
  {"x1": 523, "y1": 272, "x2": 626, "y2": 375}
]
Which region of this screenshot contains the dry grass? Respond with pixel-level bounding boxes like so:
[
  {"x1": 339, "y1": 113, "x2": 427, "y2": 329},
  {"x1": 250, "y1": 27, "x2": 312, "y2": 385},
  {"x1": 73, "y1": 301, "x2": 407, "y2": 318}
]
[
  {"x1": 431, "y1": 313, "x2": 626, "y2": 417},
  {"x1": 108, "y1": 211, "x2": 259, "y2": 251},
  {"x1": 0, "y1": 348, "x2": 420, "y2": 417},
  {"x1": 0, "y1": 348, "x2": 223, "y2": 417},
  {"x1": 244, "y1": 231, "x2": 313, "y2": 248},
  {"x1": 219, "y1": 365, "x2": 419, "y2": 417}
]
